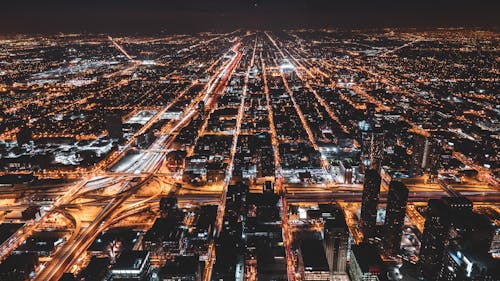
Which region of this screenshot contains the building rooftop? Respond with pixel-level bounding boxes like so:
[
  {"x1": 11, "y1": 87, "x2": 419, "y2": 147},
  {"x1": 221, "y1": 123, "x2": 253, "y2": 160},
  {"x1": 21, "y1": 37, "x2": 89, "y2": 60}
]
[
  {"x1": 352, "y1": 242, "x2": 385, "y2": 274},
  {"x1": 112, "y1": 250, "x2": 149, "y2": 271},
  {"x1": 300, "y1": 239, "x2": 329, "y2": 271}
]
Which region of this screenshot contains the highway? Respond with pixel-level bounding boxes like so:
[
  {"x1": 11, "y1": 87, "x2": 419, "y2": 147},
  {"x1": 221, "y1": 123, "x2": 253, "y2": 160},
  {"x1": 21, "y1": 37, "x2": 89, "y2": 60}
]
[
  {"x1": 31, "y1": 40, "x2": 244, "y2": 280},
  {"x1": 260, "y1": 36, "x2": 296, "y2": 281},
  {"x1": 1, "y1": 31, "x2": 498, "y2": 281}
]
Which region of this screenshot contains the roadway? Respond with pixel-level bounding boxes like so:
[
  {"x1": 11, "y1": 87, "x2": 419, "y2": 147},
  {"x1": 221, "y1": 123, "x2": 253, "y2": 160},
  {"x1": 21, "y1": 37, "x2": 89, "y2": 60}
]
[{"x1": 32, "y1": 40, "x2": 245, "y2": 280}]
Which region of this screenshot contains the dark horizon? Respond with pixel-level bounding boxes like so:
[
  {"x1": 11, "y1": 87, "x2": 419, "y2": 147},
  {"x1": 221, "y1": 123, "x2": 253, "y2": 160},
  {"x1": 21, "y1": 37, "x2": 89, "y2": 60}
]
[{"x1": 2, "y1": 0, "x2": 499, "y2": 34}]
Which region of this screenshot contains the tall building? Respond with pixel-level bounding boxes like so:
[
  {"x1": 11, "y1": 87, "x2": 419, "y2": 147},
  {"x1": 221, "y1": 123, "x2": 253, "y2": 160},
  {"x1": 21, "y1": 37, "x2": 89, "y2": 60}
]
[
  {"x1": 360, "y1": 124, "x2": 384, "y2": 173},
  {"x1": 360, "y1": 169, "x2": 381, "y2": 241},
  {"x1": 348, "y1": 242, "x2": 385, "y2": 281},
  {"x1": 383, "y1": 181, "x2": 408, "y2": 256},
  {"x1": 419, "y1": 197, "x2": 473, "y2": 281},
  {"x1": 411, "y1": 134, "x2": 428, "y2": 176},
  {"x1": 411, "y1": 134, "x2": 442, "y2": 178},
  {"x1": 419, "y1": 199, "x2": 452, "y2": 281},
  {"x1": 441, "y1": 243, "x2": 500, "y2": 281},
  {"x1": 425, "y1": 137, "x2": 441, "y2": 182},
  {"x1": 299, "y1": 239, "x2": 330, "y2": 281},
  {"x1": 490, "y1": 227, "x2": 500, "y2": 259},
  {"x1": 323, "y1": 211, "x2": 349, "y2": 275},
  {"x1": 438, "y1": 198, "x2": 500, "y2": 281},
  {"x1": 105, "y1": 113, "x2": 123, "y2": 139}
]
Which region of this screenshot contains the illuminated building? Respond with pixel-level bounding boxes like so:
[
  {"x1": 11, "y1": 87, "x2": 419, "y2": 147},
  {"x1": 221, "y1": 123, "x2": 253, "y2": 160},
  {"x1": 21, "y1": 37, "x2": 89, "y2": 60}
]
[
  {"x1": 420, "y1": 197, "x2": 474, "y2": 280},
  {"x1": 279, "y1": 59, "x2": 296, "y2": 81},
  {"x1": 360, "y1": 169, "x2": 381, "y2": 241},
  {"x1": 411, "y1": 134, "x2": 434, "y2": 177},
  {"x1": 323, "y1": 214, "x2": 349, "y2": 276},
  {"x1": 383, "y1": 181, "x2": 408, "y2": 256},
  {"x1": 359, "y1": 122, "x2": 384, "y2": 174},
  {"x1": 440, "y1": 247, "x2": 493, "y2": 281},
  {"x1": 339, "y1": 160, "x2": 353, "y2": 184},
  {"x1": 143, "y1": 217, "x2": 184, "y2": 263},
  {"x1": 443, "y1": 196, "x2": 473, "y2": 213},
  {"x1": 438, "y1": 202, "x2": 500, "y2": 280},
  {"x1": 411, "y1": 134, "x2": 425, "y2": 176},
  {"x1": 490, "y1": 228, "x2": 500, "y2": 259},
  {"x1": 419, "y1": 199, "x2": 453, "y2": 280},
  {"x1": 110, "y1": 250, "x2": 151, "y2": 280},
  {"x1": 263, "y1": 180, "x2": 274, "y2": 194}
]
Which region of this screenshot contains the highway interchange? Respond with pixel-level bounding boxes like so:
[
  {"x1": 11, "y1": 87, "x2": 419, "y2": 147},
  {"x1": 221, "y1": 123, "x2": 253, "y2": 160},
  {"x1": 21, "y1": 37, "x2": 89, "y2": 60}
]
[{"x1": 0, "y1": 30, "x2": 498, "y2": 280}]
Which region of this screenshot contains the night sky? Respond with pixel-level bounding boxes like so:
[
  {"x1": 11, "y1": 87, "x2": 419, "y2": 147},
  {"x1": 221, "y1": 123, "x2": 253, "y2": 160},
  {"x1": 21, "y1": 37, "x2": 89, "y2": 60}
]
[{"x1": 1, "y1": 0, "x2": 499, "y2": 34}]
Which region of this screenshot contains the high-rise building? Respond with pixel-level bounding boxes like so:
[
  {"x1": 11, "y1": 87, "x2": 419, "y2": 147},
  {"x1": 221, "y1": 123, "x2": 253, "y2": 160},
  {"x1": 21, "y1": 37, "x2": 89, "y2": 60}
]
[
  {"x1": 411, "y1": 134, "x2": 428, "y2": 176},
  {"x1": 425, "y1": 137, "x2": 441, "y2": 182},
  {"x1": 105, "y1": 113, "x2": 123, "y2": 140},
  {"x1": 360, "y1": 124, "x2": 384, "y2": 173},
  {"x1": 360, "y1": 169, "x2": 381, "y2": 241},
  {"x1": 383, "y1": 180, "x2": 408, "y2": 256},
  {"x1": 411, "y1": 134, "x2": 442, "y2": 178},
  {"x1": 490, "y1": 227, "x2": 500, "y2": 259},
  {"x1": 440, "y1": 243, "x2": 500, "y2": 281},
  {"x1": 436, "y1": 198, "x2": 500, "y2": 281},
  {"x1": 412, "y1": 134, "x2": 425, "y2": 176},
  {"x1": 419, "y1": 199, "x2": 452, "y2": 281},
  {"x1": 299, "y1": 239, "x2": 330, "y2": 281},
  {"x1": 323, "y1": 211, "x2": 349, "y2": 275},
  {"x1": 419, "y1": 197, "x2": 473, "y2": 281},
  {"x1": 348, "y1": 242, "x2": 385, "y2": 281}
]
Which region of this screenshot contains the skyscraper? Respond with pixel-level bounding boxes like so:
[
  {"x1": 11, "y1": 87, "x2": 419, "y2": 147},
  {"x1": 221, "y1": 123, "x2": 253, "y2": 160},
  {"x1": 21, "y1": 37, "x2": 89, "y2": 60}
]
[
  {"x1": 323, "y1": 211, "x2": 349, "y2": 275},
  {"x1": 411, "y1": 134, "x2": 427, "y2": 176},
  {"x1": 413, "y1": 134, "x2": 424, "y2": 176},
  {"x1": 419, "y1": 199, "x2": 451, "y2": 281},
  {"x1": 348, "y1": 242, "x2": 385, "y2": 281},
  {"x1": 419, "y1": 197, "x2": 473, "y2": 281},
  {"x1": 360, "y1": 124, "x2": 384, "y2": 173},
  {"x1": 425, "y1": 137, "x2": 441, "y2": 182},
  {"x1": 360, "y1": 169, "x2": 381, "y2": 240},
  {"x1": 384, "y1": 180, "x2": 409, "y2": 256}
]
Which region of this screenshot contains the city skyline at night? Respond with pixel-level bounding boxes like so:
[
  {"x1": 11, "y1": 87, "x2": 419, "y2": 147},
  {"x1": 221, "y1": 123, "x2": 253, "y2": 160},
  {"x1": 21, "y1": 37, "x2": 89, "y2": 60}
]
[{"x1": 0, "y1": 2, "x2": 499, "y2": 281}]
